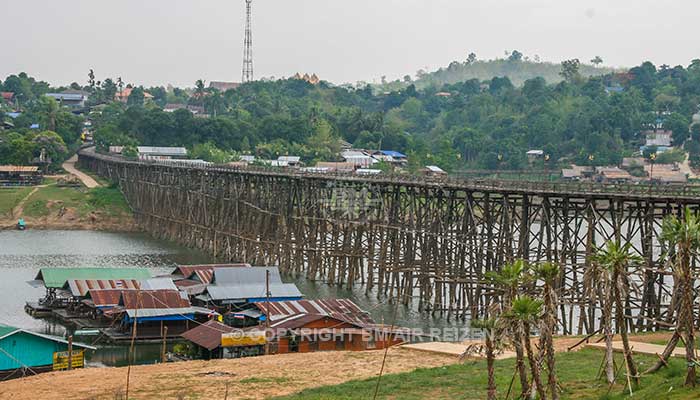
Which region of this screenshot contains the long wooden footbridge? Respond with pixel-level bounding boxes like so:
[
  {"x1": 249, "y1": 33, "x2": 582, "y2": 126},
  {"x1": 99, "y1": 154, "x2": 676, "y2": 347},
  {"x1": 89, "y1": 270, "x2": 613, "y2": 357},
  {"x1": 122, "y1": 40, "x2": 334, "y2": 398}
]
[{"x1": 78, "y1": 148, "x2": 700, "y2": 334}]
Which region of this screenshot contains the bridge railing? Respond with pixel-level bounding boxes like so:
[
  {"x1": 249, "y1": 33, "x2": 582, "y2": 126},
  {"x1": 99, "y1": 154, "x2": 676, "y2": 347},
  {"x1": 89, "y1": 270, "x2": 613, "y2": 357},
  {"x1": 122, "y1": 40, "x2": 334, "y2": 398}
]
[{"x1": 79, "y1": 148, "x2": 700, "y2": 200}]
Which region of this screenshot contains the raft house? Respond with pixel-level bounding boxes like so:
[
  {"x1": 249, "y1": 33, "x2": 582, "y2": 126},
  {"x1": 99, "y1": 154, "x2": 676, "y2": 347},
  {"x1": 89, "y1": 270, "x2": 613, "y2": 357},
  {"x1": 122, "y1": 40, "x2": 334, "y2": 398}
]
[
  {"x1": 26, "y1": 267, "x2": 151, "y2": 316},
  {"x1": 193, "y1": 266, "x2": 303, "y2": 312},
  {"x1": 0, "y1": 324, "x2": 95, "y2": 380}
]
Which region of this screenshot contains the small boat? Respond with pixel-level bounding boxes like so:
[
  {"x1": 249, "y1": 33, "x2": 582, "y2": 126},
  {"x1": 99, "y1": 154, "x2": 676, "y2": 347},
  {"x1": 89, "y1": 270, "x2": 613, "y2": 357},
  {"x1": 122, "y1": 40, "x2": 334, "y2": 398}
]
[{"x1": 16, "y1": 219, "x2": 26, "y2": 231}]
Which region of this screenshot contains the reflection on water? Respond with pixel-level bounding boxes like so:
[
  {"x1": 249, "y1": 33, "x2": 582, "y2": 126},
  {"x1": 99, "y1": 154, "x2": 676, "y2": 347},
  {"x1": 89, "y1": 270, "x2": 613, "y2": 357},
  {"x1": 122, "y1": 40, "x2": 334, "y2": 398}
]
[{"x1": 0, "y1": 230, "x2": 467, "y2": 367}]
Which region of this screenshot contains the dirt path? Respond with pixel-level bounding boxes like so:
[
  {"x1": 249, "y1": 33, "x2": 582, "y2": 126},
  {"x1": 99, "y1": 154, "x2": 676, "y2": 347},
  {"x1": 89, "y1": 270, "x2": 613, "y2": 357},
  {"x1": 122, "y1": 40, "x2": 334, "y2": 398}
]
[
  {"x1": 62, "y1": 154, "x2": 100, "y2": 189},
  {"x1": 0, "y1": 348, "x2": 455, "y2": 400},
  {"x1": 10, "y1": 186, "x2": 41, "y2": 219}
]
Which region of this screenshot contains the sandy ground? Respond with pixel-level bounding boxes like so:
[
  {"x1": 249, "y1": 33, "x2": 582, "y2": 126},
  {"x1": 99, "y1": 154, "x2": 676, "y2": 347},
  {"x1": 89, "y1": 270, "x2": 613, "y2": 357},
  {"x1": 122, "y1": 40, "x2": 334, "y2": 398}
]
[{"x1": 0, "y1": 348, "x2": 456, "y2": 400}]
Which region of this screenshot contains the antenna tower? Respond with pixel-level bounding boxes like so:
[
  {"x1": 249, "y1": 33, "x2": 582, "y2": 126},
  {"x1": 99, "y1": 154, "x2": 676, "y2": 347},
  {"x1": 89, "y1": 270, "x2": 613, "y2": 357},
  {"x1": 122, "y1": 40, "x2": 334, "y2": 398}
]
[{"x1": 242, "y1": 0, "x2": 254, "y2": 83}]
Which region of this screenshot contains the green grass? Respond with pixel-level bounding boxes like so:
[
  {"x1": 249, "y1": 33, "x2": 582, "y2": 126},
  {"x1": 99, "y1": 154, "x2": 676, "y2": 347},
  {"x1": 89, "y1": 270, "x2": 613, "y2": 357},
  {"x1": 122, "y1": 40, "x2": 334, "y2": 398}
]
[
  {"x1": 273, "y1": 349, "x2": 697, "y2": 400},
  {"x1": 20, "y1": 184, "x2": 130, "y2": 218},
  {"x1": 0, "y1": 187, "x2": 33, "y2": 217}
]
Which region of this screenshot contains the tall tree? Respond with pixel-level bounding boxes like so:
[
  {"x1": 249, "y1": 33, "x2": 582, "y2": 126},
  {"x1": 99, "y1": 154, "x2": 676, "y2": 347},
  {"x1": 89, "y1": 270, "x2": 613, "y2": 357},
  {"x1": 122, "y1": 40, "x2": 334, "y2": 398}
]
[
  {"x1": 659, "y1": 208, "x2": 700, "y2": 387},
  {"x1": 486, "y1": 260, "x2": 530, "y2": 398},
  {"x1": 510, "y1": 295, "x2": 546, "y2": 400},
  {"x1": 591, "y1": 241, "x2": 641, "y2": 385},
  {"x1": 533, "y1": 262, "x2": 560, "y2": 399}
]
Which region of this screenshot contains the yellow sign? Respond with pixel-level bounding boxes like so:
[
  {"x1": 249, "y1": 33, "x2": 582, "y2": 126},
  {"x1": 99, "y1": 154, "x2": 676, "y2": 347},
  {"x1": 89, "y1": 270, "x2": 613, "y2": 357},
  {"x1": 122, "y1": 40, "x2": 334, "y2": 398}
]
[
  {"x1": 52, "y1": 350, "x2": 85, "y2": 371},
  {"x1": 221, "y1": 331, "x2": 267, "y2": 348}
]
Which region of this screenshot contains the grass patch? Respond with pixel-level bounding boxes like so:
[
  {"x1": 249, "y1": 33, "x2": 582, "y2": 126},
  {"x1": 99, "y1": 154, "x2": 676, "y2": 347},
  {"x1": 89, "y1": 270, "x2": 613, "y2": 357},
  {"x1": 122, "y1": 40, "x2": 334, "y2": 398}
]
[
  {"x1": 0, "y1": 187, "x2": 33, "y2": 217},
  {"x1": 274, "y1": 349, "x2": 698, "y2": 400},
  {"x1": 21, "y1": 184, "x2": 131, "y2": 218}
]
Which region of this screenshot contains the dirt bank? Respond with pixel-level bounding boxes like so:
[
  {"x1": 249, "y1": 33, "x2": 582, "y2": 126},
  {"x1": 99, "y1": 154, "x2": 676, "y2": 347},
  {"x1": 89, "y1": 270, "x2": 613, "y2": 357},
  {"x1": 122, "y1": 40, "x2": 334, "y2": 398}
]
[
  {"x1": 0, "y1": 348, "x2": 456, "y2": 400},
  {"x1": 0, "y1": 208, "x2": 141, "y2": 232}
]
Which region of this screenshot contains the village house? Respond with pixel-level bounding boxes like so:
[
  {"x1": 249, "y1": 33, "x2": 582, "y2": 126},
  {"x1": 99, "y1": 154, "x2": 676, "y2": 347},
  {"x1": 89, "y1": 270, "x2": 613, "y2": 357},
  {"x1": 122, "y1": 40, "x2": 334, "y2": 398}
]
[
  {"x1": 114, "y1": 87, "x2": 155, "y2": 103},
  {"x1": 645, "y1": 163, "x2": 687, "y2": 183},
  {"x1": 277, "y1": 156, "x2": 302, "y2": 167},
  {"x1": 209, "y1": 81, "x2": 241, "y2": 92},
  {"x1": 422, "y1": 165, "x2": 447, "y2": 177},
  {"x1": 45, "y1": 90, "x2": 89, "y2": 108},
  {"x1": 314, "y1": 162, "x2": 357, "y2": 173},
  {"x1": 371, "y1": 150, "x2": 408, "y2": 166},
  {"x1": 0, "y1": 324, "x2": 95, "y2": 379},
  {"x1": 181, "y1": 320, "x2": 266, "y2": 360},
  {"x1": 170, "y1": 264, "x2": 251, "y2": 297},
  {"x1": 0, "y1": 166, "x2": 42, "y2": 186},
  {"x1": 595, "y1": 167, "x2": 633, "y2": 184},
  {"x1": 640, "y1": 129, "x2": 673, "y2": 154},
  {"x1": 254, "y1": 299, "x2": 407, "y2": 354},
  {"x1": 341, "y1": 150, "x2": 378, "y2": 168},
  {"x1": 561, "y1": 165, "x2": 595, "y2": 181}
]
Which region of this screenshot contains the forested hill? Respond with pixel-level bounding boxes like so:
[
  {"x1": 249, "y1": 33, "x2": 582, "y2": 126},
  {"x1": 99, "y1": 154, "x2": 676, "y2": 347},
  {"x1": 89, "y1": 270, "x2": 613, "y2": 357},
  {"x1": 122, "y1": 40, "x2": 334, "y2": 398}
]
[
  {"x1": 2, "y1": 59, "x2": 700, "y2": 174},
  {"x1": 378, "y1": 53, "x2": 615, "y2": 91}
]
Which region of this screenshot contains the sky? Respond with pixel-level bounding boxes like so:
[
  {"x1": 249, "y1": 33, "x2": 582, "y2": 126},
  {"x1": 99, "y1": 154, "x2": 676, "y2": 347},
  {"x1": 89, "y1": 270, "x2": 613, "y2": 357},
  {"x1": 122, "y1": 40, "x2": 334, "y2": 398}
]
[{"x1": 2, "y1": 0, "x2": 700, "y2": 88}]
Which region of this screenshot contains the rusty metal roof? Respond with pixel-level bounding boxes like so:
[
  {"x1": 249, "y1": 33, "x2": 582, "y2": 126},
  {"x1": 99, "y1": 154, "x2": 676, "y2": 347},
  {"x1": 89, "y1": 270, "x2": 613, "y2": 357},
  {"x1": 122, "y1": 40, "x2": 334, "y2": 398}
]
[
  {"x1": 119, "y1": 290, "x2": 191, "y2": 309},
  {"x1": 172, "y1": 264, "x2": 251, "y2": 284},
  {"x1": 85, "y1": 289, "x2": 131, "y2": 307},
  {"x1": 67, "y1": 279, "x2": 141, "y2": 297},
  {"x1": 181, "y1": 320, "x2": 237, "y2": 351},
  {"x1": 254, "y1": 299, "x2": 375, "y2": 327}
]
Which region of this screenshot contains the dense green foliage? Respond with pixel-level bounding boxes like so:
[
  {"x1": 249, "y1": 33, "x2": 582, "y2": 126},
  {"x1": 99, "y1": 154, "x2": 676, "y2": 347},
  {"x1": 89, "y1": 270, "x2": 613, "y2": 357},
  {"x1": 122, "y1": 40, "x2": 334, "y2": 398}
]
[
  {"x1": 4, "y1": 58, "x2": 700, "y2": 171},
  {"x1": 377, "y1": 51, "x2": 614, "y2": 91}
]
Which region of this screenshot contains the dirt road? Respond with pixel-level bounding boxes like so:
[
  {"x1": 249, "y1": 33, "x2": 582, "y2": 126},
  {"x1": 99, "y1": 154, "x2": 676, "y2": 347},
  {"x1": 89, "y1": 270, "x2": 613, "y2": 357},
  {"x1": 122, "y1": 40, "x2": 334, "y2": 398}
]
[
  {"x1": 62, "y1": 154, "x2": 100, "y2": 189},
  {"x1": 0, "y1": 348, "x2": 455, "y2": 400}
]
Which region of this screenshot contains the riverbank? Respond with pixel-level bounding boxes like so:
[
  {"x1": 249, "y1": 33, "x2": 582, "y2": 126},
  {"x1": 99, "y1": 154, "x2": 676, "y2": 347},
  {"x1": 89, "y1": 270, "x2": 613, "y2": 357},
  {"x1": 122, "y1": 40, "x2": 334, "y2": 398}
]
[{"x1": 0, "y1": 183, "x2": 139, "y2": 232}]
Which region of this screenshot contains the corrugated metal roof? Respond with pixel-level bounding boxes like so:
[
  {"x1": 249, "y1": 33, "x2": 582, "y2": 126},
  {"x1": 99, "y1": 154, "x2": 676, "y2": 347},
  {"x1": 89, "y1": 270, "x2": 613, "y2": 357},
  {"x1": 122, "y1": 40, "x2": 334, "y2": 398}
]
[
  {"x1": 205, "y1": 283, "x2": 302, "y2": 301},
  {"x1": 137, "y1": 146, "x2": 188, "y2": 156},
  {"x1": 140, "y1": 277, "x2": 177, "y2": 291},
  {"x1": 120, "y1": 290, "x2": 191, "y2": 309},
  {"x1": 67, "y1": 279, "x2": 141, "y2": 297},
  {"x1": 255, "y1": 299, "x2": 375, "y2": 327},
  {"x1": 211, "y1": 267, "x2": 282, "y2": 286},
  {"x1": 172, "y1": 264, "x2": 250, "y2": 283},
  {"x1": 181, "y1": 320, "x2": 237, "y2": 351},
  {"x1": 123, "y1": 307, "x2": 215, "y2": 319},
  {"x1": 0, "y1": 166, "x2": 39, "y2": 173},
  {"x1": 174, "y1": 279, "x2": 208, "y2": 295},
  {"x1": 85, "y1": 289, "x2": 129, "y2": 308},
  {"x1": 34, "y1": 268, "x2": 151, "y2": 289}
]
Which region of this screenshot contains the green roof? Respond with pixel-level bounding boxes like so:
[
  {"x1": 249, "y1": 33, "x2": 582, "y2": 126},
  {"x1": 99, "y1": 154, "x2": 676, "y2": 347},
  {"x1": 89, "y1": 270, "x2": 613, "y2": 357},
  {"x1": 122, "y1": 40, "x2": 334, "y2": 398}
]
[
  {"x1": 34, "y1": 268, "x2": 152, "y2": 288},
  {"x1": 0, "y1": 325, "x2": 19, "y2": 339}
]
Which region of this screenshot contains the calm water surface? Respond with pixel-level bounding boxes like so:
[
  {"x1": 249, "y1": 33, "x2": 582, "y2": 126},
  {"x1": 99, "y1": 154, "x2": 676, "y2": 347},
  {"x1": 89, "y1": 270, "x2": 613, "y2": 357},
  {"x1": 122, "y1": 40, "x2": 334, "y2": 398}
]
[{"x1": 0, "y1": 230, "x2": 464, "y2": 366}]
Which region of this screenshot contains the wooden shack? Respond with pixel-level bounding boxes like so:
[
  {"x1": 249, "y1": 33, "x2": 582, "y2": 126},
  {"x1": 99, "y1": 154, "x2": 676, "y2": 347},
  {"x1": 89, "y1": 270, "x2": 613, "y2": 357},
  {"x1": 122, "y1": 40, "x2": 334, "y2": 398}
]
[{"x1": 0, "y1": 166, "x2": 42, "y2": 186}]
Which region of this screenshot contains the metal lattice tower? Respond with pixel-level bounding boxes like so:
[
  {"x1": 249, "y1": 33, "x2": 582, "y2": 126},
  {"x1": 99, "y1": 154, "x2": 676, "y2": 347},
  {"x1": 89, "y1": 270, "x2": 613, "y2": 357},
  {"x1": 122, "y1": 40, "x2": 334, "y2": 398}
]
[{"x1": 242, "y1": 0, "x2": 254, "y2": 83}]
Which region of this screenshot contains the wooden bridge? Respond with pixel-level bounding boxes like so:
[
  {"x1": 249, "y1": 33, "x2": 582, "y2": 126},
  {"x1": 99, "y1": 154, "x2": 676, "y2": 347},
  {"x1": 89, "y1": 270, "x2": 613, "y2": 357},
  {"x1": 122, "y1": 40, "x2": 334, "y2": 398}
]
[{"x1": 78, "y1": 148, "x2": 700, "y2": 334}]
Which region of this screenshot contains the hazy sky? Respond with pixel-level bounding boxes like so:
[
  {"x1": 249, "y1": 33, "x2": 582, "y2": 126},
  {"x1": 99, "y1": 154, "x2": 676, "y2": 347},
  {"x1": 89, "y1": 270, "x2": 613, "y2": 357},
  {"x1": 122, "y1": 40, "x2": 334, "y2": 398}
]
[{"x1": 3, "y1": 0, "x2": 699, "y2": 88}]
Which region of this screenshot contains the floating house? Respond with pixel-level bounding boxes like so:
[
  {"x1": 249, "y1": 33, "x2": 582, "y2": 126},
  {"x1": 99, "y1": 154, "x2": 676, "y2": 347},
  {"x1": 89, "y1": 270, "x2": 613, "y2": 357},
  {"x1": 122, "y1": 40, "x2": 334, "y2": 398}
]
[
  {"x1": 29, "y1": 268, "x2": 152, "y2": 309},
  {"x1": 195, "y1": 267, "x2": 303, "y2": 311},
  {"x1": 102, "y1": 289, "x2": 217, "y2": 340},
  {"x1": 0, "y1": 324, "x2": 95, "y2": 379},
  {"x1": 169, "y1": 264, "x2": 251, "y2": 296}
]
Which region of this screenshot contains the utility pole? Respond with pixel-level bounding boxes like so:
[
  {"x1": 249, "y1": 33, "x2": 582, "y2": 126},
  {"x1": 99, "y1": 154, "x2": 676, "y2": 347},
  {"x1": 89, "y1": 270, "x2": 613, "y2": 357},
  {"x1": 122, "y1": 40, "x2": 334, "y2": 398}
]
[
  {"x1": 265, "y1": 269, "x2": 271, "y2": 355},
  {"x1": 161, "y1": 326, "x2": 168, "y2": 363},
  {"x1": 242, "y1": 0, "x2": 254, "y2": 83},
  {"x1": 67, "y1": 335, "x2": 73, "y2": 371}
]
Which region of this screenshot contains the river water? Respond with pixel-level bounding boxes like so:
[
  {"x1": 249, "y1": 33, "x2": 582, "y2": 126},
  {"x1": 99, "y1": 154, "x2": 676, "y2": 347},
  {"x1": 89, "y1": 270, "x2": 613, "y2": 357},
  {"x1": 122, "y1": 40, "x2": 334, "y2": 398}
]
[{"x1": 0, "y1": 230, "x2": 464, "y2": 366}]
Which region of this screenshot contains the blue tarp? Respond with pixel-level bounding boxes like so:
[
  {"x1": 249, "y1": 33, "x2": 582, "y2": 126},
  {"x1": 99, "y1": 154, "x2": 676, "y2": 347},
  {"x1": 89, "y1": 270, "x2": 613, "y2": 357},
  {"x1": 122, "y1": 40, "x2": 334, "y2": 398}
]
[{"x1": 380, "y1": 150, "x2": 407, "y2": 158}]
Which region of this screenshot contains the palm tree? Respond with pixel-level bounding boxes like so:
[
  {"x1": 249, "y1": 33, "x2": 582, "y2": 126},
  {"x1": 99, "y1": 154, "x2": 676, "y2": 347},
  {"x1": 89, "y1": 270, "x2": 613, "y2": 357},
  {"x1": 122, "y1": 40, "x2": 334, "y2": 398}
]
[
  {"x1": 511, "y1": 295, "x2": 546, "y2": 400},
  {"x1": 591, "y1": 241, "x2": 641, "y2": 385},
  {"x1": 486, "y1": 260, "x2": 530, "y2": 398},
  {"x1": 470, "y1": 317, "x2": 499, "y2": 400},
  {"x1": 658, "y1": 208, "x2": 700, "y2": 386},
  {"x1": 584, "y1": 246, "x2": 615, "y2": 384},
  {"x1": 533, "y1": 262, "x2": 560, "y2": 399}
]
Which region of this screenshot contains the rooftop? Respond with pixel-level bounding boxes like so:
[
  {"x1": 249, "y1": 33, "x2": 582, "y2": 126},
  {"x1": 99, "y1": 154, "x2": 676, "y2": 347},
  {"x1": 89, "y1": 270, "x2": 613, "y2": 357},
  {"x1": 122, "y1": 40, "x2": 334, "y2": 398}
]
[
  {"x1": 32, "y1": 268, "x2": 151, "y2": 289},
  {"x1": 181, "y1": 320, "x2": 237, "y2": 351}
]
